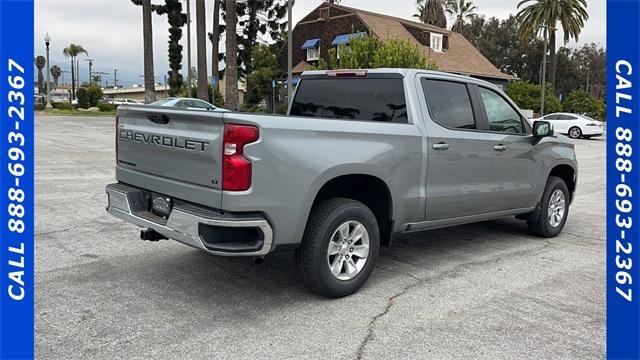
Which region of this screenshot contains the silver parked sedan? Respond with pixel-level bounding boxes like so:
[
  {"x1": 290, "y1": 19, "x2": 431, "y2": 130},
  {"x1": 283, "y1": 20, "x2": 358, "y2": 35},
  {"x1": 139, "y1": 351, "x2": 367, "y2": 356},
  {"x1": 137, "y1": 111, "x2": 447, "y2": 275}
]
[{"x1": 149, "y1": 97, "x2": 229, "y2": 112}]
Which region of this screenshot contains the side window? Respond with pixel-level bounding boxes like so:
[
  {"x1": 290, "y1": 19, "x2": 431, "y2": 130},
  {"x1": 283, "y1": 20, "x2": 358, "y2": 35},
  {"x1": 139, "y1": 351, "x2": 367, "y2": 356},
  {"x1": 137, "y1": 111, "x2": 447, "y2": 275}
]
[
  {"x1": 478, "y1": 87, "x2": 525, "y2": 134},
  {"x1": 422, "y1": 79, "x2": 476, "y2": 129},
  {"x1": 543, "y1": 114, "x2": 558, "y2": 120},
  {"x1": 194, "y1": 100, "x2": 212, "y2": 109}
]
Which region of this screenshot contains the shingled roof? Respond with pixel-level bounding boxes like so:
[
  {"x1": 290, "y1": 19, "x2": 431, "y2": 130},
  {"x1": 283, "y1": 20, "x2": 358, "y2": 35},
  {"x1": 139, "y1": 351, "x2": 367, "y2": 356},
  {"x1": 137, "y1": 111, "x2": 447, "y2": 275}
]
[{"x1": 322, "y1": 3, "x2": 516, "y2": 81}]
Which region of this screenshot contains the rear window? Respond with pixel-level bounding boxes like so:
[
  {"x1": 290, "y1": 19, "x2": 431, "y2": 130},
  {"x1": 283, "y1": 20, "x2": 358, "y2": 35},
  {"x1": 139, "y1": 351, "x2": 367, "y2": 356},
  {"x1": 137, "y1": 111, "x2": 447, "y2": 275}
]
[
  {"x1": 290, "y1": 78, "x2": 408, "y2": 123},
  {"x1": 422, "y1": 79, "x2": 476, "y2": 129}
]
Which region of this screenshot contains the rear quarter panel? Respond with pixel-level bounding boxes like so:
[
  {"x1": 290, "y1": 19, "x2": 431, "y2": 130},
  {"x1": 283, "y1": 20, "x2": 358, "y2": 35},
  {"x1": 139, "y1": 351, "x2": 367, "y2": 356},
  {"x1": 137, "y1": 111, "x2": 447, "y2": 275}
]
[{"x1": 221, "y1": 112, "x2": 424, "y2": 247}]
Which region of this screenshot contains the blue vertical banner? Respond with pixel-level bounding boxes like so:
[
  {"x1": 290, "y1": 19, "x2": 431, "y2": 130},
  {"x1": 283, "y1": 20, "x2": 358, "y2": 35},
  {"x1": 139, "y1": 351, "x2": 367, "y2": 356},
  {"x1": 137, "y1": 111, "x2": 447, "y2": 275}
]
[
  {"x1": 0, "y1": 0, "x2": 35, "y2": 358},
  {"x1": 607, "y1": 0, "x2": 640, "y2": 359}
]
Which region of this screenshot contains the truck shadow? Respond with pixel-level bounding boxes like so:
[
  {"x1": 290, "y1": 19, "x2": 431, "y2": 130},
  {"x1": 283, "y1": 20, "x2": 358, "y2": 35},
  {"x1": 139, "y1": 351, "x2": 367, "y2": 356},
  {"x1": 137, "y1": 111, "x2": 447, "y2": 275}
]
[{"x1": 121, "y1": 216, "x2": 539, "y2": 303}]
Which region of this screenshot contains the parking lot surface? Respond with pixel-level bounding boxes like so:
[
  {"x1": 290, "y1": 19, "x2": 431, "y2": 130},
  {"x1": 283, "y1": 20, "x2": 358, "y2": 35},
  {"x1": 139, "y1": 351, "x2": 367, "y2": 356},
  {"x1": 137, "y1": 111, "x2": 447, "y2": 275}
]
[{"x1": 36, "y1": 116, "x2": 605, "y2": 359}]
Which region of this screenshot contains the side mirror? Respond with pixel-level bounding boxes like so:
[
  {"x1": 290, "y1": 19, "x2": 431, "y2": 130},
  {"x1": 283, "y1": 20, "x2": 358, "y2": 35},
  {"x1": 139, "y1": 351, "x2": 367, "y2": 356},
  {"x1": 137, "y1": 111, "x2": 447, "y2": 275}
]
[{"x1": 533, "y1": 120, "x2": 554, "y2": 139}]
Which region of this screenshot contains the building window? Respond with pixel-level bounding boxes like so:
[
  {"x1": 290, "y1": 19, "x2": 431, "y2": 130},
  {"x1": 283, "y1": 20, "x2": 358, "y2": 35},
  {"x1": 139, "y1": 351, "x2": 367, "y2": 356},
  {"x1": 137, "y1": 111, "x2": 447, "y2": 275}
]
[
  {"x1": 307, "y1": 47, "x2": 320, "y2": 61},
  {"x1": 430, "y1": 33, "x2": 443, "y2": 52},
  {"x1": 301, "y1": 38, "x2": 321, "y2": 62}
]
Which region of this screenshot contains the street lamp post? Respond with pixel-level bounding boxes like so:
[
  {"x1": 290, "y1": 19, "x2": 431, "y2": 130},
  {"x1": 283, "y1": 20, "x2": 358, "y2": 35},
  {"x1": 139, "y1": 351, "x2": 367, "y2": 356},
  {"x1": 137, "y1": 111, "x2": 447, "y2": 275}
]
[
  {"x1": 287, "y1": 0, "x2": 293, "y2": 106},
  {"x1": 186, "y1": 0, "x2": 192, "y2": 96},
  {"x1": 539, "y1": 24, "x2": 555, "y2": 116},
  {"x1": 44, "y1": 33, "x2": 53, "y2": 109}
]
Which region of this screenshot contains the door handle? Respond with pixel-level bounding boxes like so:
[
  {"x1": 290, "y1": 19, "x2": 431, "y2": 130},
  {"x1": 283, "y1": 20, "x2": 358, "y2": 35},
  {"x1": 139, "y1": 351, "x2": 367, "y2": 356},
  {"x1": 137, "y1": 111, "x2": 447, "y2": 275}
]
[
  {"x1": 493, "y1": 144, "x2": 507, "y2": 151},
  {"x1": 432, "y1": 142, "x2": 450, "y2": 150}
]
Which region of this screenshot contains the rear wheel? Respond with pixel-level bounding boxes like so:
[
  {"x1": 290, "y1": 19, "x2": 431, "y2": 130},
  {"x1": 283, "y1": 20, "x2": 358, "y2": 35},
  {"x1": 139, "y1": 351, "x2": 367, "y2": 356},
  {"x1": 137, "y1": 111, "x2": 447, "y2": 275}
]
[
  {"x1": 568, "y1": 126, "x2": 582, "y2": 139},
  {"x1": 297, "y1": 198, "x2": 380, "y2": 298},
  {"x1": 527, "y1": 176, "x2": 570, "y2": 237}
]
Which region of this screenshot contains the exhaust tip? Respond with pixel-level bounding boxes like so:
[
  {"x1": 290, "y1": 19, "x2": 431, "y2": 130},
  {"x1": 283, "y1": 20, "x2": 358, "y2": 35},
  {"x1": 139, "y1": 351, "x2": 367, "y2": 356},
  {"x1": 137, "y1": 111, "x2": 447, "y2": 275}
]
[{"x1": 253, "y1": 256, "x2": 265, "y2": 265}]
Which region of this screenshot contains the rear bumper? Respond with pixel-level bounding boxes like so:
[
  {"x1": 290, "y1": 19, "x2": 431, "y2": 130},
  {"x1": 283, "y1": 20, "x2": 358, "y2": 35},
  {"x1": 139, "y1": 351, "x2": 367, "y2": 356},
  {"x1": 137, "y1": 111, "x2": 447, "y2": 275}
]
[
  {"x1": 582, "y1": 128, "x2": 603, "y2": 136},
  {"x1": 105, "y1": 183, "x2": 273, "y2": 256}
]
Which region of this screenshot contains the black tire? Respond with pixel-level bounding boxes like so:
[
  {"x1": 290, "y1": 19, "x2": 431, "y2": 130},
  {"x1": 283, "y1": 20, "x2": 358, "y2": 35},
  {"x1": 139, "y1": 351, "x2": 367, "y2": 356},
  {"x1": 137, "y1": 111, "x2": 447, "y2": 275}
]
[
  {"x1": 527, "y1": 176, "x2": 570, "y2": 237},
  {"x1": 296, "y1": 198, "x2": 380, "y2": 298},
  {"x1": 568, "y1": 126, "x2": 582, "y2": 139}
]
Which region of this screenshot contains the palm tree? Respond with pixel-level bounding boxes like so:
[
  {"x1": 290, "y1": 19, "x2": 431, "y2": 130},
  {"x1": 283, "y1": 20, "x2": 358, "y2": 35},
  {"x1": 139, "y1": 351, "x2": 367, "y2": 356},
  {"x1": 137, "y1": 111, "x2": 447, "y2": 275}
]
[
  {"x1": 195, "y1": 0, "x2": 208, "y2": 101},
  {"x1": 35, "y1": 56, "x2": 46, "y2": 93},
  {"x1": 50, "y1": 65, "x2": 61, "y2": 89},
  {"x1": 63, "y1": 44, "x2": 88, "y2": 99},
  {"x1": 446, "y1": 0, "x2": 478, "y2": 33},
  {"x1": 225, "y1": 0, "x2": 239, "y2": 110},
  {"x1": 211, "y1": 0, "x2": 221, "y2": 92},
  {"x1": 517, "y1": 0, "x2": 589, "y2": 91},
  {"x1": 131, "y1": 0, "x2": 157, "y2": 103},
  {"x1": 414, "y1": 0, "x2": 447, "y2": 28}
]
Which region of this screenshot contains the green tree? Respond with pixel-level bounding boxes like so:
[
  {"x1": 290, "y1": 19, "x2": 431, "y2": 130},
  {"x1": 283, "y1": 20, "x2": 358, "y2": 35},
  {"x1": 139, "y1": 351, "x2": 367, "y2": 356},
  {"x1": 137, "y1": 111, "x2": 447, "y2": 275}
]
[
  {"x1": 446, "y1": 0, "x2": 478, "y2": 33},
  {"x1": 414, "y1": 0, "x2": 447, "y2": 28},
  {"x1": 35, "y1": 55, "x2": 46, "y2": 93},
  {"x1": 563, "y1": 89, "x2": 606, "y2": 119},
  {"x1": 337, "y1": 35, "x2": 380, "y2": 69},
  {"x1": 517, "y1": 0, "x2": 589, "y2": 91},
  {"x1": 505, "y1": 81, "x2": 562, "y2": 114},
  {"x1": 50, "y1": 65, "x2": 61, "y2": 89},
  {"x1": 210, "y1": 0, "x2": 222, "y2": 91},
  {"x1": 470, "y1": 16, "x2": 544, "y2": 83},
  {"x1": 155, "y1": 0, "x2": 188, "y2": 96},
  {"x1": 85, "y1": 84, "x2": 104, "y2": 107},
  {"x1": 372, "y1": 38, "x2": 437, "y2": 69},
  {"x1": 238, "y1": 0, "x2": 288, "y2": 102},
  {"x1": 63, "y1": 44, "x2": 88, "y2": 99},
  {"x1": 76, "y1": 88, "x2": 89, "y2": 109},
  {"x1": 315, "y1": 35, "x2": 438, "y2": 71},
  {"x1": 246, "y1": 44, "x2": 279, "y2": 109}
]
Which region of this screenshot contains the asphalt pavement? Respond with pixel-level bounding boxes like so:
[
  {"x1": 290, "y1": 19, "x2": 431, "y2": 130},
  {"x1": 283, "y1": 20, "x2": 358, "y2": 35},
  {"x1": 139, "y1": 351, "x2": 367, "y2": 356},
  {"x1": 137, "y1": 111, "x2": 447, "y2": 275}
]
[{"x1": 35, "y1": 115, "x2": 605, "y2": 359}]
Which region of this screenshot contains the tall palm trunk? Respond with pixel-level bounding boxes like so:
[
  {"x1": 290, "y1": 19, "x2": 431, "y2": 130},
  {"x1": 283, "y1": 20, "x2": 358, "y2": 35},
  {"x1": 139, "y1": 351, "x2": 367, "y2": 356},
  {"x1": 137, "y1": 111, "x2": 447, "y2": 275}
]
[
  {"x1": 195, "y1": 0, "x2": 208, "y2": 101},
  {"x1": 142, "y1": 0, "x2": 157, "y2": 103},
  {"x1": 211, "y1": 0, "x2": 220, "y2": 90},
  {"x1": 70, "y1": 58, "x2": 75, "y2": 99},
  {"x1": 225, "y1": 0, "x2": 239, "y2": 110},
  {"x1": 548, "y1": 30, "x2": 557, "y2": 92}
]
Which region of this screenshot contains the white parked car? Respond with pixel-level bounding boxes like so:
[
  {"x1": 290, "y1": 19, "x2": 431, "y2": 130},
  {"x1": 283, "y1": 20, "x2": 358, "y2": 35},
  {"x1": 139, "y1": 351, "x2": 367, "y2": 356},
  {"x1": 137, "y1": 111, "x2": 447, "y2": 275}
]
[
  {"x1": 149, "y1": 97, "x2": 229, "y2": 112},
  {"x1": 108, "y1": 98, "x2": 144, "y2": 105},
  {"x1": 529, "y1": 112, "x2": 604, "y2": 139}
]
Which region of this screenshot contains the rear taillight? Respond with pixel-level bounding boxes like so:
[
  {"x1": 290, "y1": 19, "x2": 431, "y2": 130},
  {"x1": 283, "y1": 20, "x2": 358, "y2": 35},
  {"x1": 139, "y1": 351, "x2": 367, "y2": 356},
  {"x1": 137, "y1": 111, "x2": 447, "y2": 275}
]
[
  {"x1": 115, "y1": 115, "x2": 119, "y2": 164},
  {"x1": 222, "y1": 123, "x2": 259, "y2": 191}
]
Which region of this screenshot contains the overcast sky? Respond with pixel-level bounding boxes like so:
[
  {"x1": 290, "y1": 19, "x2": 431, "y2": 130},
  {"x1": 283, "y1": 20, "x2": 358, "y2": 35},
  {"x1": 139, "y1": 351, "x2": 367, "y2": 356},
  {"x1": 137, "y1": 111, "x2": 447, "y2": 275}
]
[{"x1": 34, "y1": 0, "x2": 605, "y2": 86}]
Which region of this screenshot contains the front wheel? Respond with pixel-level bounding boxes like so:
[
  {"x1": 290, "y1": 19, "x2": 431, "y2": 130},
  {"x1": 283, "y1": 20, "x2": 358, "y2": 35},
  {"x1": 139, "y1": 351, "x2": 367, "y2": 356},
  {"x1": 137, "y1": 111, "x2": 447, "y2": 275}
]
[
  {"x1": 297, "y1": 198, "x2": 380, "y2": 298},
  {"x1": 527, "y1": 176, "x2": 570, "y2": 237},
  {"x1": 568, "y1": 126, "x2": 582, "y2": 139}
]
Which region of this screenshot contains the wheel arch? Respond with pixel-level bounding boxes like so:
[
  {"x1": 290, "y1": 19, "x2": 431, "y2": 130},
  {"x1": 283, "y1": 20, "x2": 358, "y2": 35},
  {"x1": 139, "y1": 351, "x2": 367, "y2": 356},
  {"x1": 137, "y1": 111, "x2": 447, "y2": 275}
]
[
  {"x1": 547, "y1": 163, "x2": 577, "y2": 201},
  {"x1": 296, "y1": 165, "x2": 396, "y2": 248}
]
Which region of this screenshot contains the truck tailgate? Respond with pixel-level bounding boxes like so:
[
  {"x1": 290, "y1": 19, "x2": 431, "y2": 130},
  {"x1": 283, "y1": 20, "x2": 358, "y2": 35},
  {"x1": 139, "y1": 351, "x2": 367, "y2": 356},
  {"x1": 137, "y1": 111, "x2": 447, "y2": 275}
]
[{"x1": 115, "y1": 106, "x2": 224, "y2": 209}]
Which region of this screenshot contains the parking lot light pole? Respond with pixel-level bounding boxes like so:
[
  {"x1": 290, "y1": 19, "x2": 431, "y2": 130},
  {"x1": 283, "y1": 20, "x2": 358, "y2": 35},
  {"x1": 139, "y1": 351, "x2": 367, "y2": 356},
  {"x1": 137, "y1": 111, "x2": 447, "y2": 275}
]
[
  {"x1": 44, "y1": 33, "x2": 53, "y2": 109},
  {"x1": 539, "y1": 25, "x2": 555, "y2": 117},
  {"x1": 287, "y1": 0, "x2": 293, "y2": 106},
  {"x1": 186, "y1": 0, "x2": 192, "y2": 97}
]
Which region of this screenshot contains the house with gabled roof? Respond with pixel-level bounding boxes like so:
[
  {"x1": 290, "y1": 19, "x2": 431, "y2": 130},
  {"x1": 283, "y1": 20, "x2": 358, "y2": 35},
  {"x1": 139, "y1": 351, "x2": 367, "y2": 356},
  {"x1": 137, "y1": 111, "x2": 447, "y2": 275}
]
[{"x1": 278, "y1": 2, "x2": 516, "y2": 87}]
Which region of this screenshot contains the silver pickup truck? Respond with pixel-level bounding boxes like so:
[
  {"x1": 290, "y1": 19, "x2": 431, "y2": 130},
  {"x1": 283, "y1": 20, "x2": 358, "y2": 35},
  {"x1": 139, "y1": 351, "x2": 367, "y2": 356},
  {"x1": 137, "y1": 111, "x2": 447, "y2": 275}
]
[{"x1": 106, "y1": 69, "x2": 577, "y2": 297}]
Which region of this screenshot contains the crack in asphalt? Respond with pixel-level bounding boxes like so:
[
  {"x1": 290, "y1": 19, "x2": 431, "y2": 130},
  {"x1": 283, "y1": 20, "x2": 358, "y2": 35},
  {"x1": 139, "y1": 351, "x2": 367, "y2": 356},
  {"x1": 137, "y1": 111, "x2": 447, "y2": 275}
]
[{"x1": 355, "y1": 240, "x2": 553, "y2": 359}]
